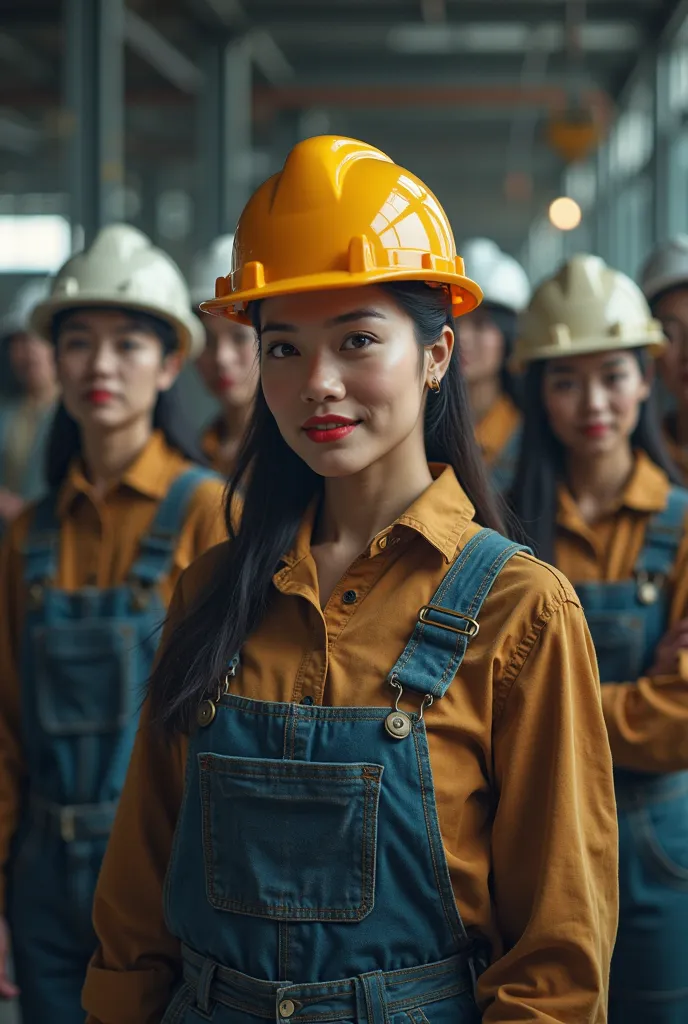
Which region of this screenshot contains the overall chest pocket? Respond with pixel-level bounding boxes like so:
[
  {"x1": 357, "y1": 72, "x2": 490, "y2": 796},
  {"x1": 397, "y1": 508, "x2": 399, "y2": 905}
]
[
  {"x1": 583, "y1": 612, "x2": 647, "y2": 682},
  {"x1": 198, "y1": 754, "x2": 383, "y2": 921},
  {"x1": 33, "y1": 621, "x2": 138, "y2": 735}
]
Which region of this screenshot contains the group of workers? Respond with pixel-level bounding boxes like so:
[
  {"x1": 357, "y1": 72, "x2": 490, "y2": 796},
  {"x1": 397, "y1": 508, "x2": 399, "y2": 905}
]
[{"x1": 0, "y1": 135, "x2": 686, "y2": 1024}]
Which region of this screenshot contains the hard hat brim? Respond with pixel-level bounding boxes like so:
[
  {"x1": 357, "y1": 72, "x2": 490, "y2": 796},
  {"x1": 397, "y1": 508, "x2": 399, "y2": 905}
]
[
  {"x1": 510, "y1": 333, "x2": 666, "y2": 373},
  {"x1": 199, "y1": 268, "x2": 483, "y2": 324},
  {"x1": 30, "y1": 294, "x2": 204, "y2": 360},
  {"x1": 642, "y1": 271, "x2": 688, "y2": 305}
]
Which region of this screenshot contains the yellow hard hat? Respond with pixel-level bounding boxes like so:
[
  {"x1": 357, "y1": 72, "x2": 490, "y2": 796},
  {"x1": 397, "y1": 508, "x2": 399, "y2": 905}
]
[
  {"x1": 512, "y1": 253, "x2": 665, "y2": 371},
  {"x1": 201, "y1": 135, "x2": 483, "y2": 323}
]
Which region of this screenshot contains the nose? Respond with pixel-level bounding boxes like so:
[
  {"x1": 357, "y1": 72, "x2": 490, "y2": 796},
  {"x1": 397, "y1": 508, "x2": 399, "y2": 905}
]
[
  {"x1": 300, "y1": 352, "x2": 345, "y2": 404},
  {"x1": 583, "y1": 377, "x2": 607, "y2": 414},
  {"x1": 90, "y1": 340, "x2": 118, "y2": 377}
]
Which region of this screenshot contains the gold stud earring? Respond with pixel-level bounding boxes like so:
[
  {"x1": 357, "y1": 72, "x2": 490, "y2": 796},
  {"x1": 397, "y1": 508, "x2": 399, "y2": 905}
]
[{"x1": 429, "y1": 376, "x2": 441, "y2": 394}]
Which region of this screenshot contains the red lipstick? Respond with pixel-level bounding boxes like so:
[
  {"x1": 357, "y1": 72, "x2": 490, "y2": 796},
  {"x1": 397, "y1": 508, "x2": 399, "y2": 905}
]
[
  {"x1": 301, "y1": 414, "x2": 360, "y2": 444},
  {"x1": 87, "y1": 389, "x2": 114, "y2": 405}
]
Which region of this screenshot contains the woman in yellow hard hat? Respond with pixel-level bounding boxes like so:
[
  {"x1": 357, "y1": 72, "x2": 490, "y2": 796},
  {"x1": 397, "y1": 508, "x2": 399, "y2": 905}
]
[
  {"x1": 510, "y1": 253, "x2": 688, "y2": 1024},
  {"x1": 459, "y1": 239, "x2": 530, "y2": 491},
  {"x1": 0, "y1": 225, "x2": 227, "y2": 1023},
  {"x1": 83, "y1": 138, "x2": 617, "y2": 1024},
  {"x1": 190, "y1": 234, "x2": 259, "y2": 476}
]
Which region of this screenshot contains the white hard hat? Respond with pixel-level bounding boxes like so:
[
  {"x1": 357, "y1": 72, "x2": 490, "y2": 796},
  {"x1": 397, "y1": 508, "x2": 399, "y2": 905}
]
[
  {"x1": 512, "y1": 253, "x2": 665, "y2": 371},
  {"x1": 639, "y1": 236, "x2": 688, "y2": 304},
  {"x1": 1, "y1": 278, "x2": 51, "y2": 343},
  {"x1": 30, "y1": 224, "x2": 204, "y2": 359},
  {"x1": 460, "y1": 238, "x2": 530, "y2": 314},
  {"x1": 189, "y1": 234, "x2": 235, "y2": 307}
]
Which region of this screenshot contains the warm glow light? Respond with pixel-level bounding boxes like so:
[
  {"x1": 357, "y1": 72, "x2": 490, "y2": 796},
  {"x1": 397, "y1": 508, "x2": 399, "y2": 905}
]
[{"x1": 548, "y1": 196, "x2": 582, "y2": 231}]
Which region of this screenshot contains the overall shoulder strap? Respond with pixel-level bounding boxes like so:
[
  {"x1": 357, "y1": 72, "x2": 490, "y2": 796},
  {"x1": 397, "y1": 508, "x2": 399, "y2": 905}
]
[
  {"x1": 635, "y1": 486, "x2": 688, "y2": 577},
  {"x1": 22, "y1": 492, "x2": 61, "y2": 582},
  {"x1": 389, "y1": 528, "x2": 529, "y2": 699},
  {"x1": 130, "y1": 466, "x2": 221, "y2": 586}
]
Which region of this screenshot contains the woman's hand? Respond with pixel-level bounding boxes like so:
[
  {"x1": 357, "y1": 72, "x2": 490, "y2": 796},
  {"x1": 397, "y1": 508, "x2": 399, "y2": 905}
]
[
  {"x1": 648, "y1": 617, "x2": 688, "y2": 677},
  {"x1": 0, "y1": 916, "x2": 19, "y2": 999}
]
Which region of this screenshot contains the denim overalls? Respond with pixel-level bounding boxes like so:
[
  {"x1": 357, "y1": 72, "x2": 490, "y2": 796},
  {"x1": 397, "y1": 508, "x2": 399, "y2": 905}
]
[
  {"x1": 162, "y1": 528, "x2": 526, "y2": 1024},
  {"x1": 7, "y1": 465, "x2": 217, "y2": 1024},
  {"x1": 489, "y1": 427, "x2": 521, "y2": 494},
  {"x1": 575, "y1": 486, "x2": 688, "y2": 1024}
]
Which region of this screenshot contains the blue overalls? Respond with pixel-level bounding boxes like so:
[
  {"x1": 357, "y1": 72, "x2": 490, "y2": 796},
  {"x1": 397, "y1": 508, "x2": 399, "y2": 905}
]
[
  {"x1": 489, "y1": 427, "x2": 521, "y2": 494},
  {"x1": 162, "y1": 529, "x2": 526, "y2": 1024},
  {"x1": 574, "y1": 486, "x2": 688, "y2": 1024},
  {"x1": 6, "y1": 465, "x2": 216, "y2": 1024}
]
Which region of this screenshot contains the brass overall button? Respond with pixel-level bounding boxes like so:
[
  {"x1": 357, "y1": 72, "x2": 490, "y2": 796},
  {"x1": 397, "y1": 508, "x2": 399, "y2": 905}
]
[{"x1": 279, "y1": 999, "x2": 296, "y2": 1018}]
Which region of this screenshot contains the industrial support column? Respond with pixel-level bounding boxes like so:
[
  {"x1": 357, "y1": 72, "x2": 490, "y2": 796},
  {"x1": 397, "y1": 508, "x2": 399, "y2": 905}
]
[
  {"x1": 63, "y1": 0, "x2": 125, "y2": 247},
  {"x1": 198, "y1": 36, "x2": 253, "y2": 247}
]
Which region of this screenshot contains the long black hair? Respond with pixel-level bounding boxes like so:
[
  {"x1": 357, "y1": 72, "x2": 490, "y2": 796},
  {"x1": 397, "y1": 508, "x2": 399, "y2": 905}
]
[
  {"x1": 509, "y1": 350, "x2": 682, "y2": 564},
  {"x1": 46, "y1": 308, "x2": 207, "y2": 488},
  {"x1": 148, "y1": 281, "x2": 507, "y2": 734}
]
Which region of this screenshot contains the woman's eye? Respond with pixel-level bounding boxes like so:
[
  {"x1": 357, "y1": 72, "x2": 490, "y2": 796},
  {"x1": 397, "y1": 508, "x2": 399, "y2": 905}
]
[
  {"x1": 552, "y1": 379, "x2": 575, "y2": 392},
  {"x1": 266, "y1": 342, "x2": 298, "y2": 359},
  {"x1": 605, "y1": 373, "x2": 627, "y2": 386},
  {"x1": 119, "y1": 339, "x2": 142, "y2": 352},
  {"x1": 342, "y1": 333, "x2": 374, "y2": 351},
  {"x1": 61, "y1": 336, "x2": 89, "y2": 351}
]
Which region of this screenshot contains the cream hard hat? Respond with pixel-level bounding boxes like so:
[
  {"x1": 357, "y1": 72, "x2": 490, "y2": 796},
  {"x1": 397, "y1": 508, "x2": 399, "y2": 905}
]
[
  {"x1": 189, "y1": 234, "x2": 235, "y2": 308},
  {"x1": 640, "y1": 236, "x2": 688, "y2": 304},
  {"x1": 460, "y1": 238, "x2": 530, "y2": 314},
  {"x1": 512, "y1": 253, "x2": 665, "y2": 371},
  {"x1": 30, "y1": 224, "x2": 204, "y2": 359}
]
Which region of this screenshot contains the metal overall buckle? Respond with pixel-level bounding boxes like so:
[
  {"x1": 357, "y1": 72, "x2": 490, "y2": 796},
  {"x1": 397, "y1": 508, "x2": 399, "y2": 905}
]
[
  {"x1": 635, "y1": 571, "x2": 664, "y2": 606},
  {"x1": 196, "y1": 656, "x2": 239, "y2": 728},
  {"x1": 385, "y1": 676, "x2": 433, "y2": 741}
]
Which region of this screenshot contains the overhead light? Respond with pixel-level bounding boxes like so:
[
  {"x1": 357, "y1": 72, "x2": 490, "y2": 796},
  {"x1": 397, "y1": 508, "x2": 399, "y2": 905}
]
[{"x1": 548, "y1": 197, "x2": 582, "y2": 231}]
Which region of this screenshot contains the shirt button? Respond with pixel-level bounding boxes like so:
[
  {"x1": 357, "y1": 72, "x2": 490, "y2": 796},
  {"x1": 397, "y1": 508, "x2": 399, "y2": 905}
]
[
  {"x1": 300, "y1": 695, "x2": 314, "y2": 706},
  {"x1": 342, "y1": 589, "x2": 357, "y2": 605},
  {"x1": 279, "y1": 999, "x2": 296, "y2": 1018}
]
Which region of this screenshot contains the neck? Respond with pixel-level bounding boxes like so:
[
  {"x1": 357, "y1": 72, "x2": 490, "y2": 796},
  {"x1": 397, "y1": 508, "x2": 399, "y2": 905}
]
[
  {"x1": 566, "y1": 442, "x2": 635, "y2": 522},
  {"x1": 316, "y1": 433, "x2": 433, "y2": 552},
  {"x1": 81, "y1": 418, "x2": 154, "y2": 497},
  {"x1": 468, "y1": 377, "x2": 502, "y2": 424},
  {"x1": 25, "y1": 380, "x2": 58, "y2": 406},
  {"x1": 222, "y1": 401, "x2": 253, "y2": 444}
]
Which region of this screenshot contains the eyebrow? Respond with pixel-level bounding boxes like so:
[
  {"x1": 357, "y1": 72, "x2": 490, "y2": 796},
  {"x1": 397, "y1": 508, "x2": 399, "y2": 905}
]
[
  {"x1": 261, "y1": 308, "x2": 388, "y2": 334},
  {"x1": 548, "y1": 355, "x2": 626, "y2": 374}
]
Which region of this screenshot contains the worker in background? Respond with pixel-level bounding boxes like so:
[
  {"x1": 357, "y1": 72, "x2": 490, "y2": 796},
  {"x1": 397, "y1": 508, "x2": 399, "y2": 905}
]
[
  {"x1": 510, "y1": 253, "x2": 688, "y2": 1024},
  {"x1": 0, "y1": 279, "x2": 58, "y2": 526},
  {"x1": 459, "y1": 238, "x2": 530, "y2": 491},
  {"x1": 189, "y1": 234, "x2": 259, "y2": 476},
  {"x1": 0, "y1": 224, "x2": 227, "y2": 1023},
  {"x1": 83, "y1": 137, "x2": 617, "y2": 1024},
  {"x1": 640, "y1": 236, "x2": 688, "y2": 481}
]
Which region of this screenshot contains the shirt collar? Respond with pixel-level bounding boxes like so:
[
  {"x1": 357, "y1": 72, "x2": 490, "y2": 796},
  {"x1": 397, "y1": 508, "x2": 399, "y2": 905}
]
[
  {"x1": 557, "y1": 449, "x2": 671, "y2": 531},
  {"x1": 57, "y1": 429, "x2": 182, "y2": 517},
  {"x1": 280, "y1": 464, "x2": 476, "y2": 570}
]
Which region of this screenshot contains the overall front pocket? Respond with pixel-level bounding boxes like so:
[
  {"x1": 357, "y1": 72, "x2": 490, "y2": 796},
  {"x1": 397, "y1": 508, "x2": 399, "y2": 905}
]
[
  {"x1": 198, "y1": 754, "x2": 383, "y2": 921},
  {"x1": 33, "y1": 621, "x2": 137, "y2": 735}
]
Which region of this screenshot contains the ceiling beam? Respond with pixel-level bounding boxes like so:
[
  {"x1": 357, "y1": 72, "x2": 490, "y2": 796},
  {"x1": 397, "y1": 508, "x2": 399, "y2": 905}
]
[{"x1": 123, "y1": 11, "x2": 204, "y2": 94}]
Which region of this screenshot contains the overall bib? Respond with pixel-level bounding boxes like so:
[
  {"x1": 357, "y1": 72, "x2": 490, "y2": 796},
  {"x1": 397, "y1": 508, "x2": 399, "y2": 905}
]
[
  {"x1": 489, "y1": 427, "x2": 521, "y2": 495},
  {"x1": 163, "y1": 529, "x2": 526, "y2": 1024},
  {"x1": 7, "y1": 466, "x2": 216, "y2": 1023},
  {"x1": 575, "y1": 487, "x2": 688, "y2": 1024}
]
